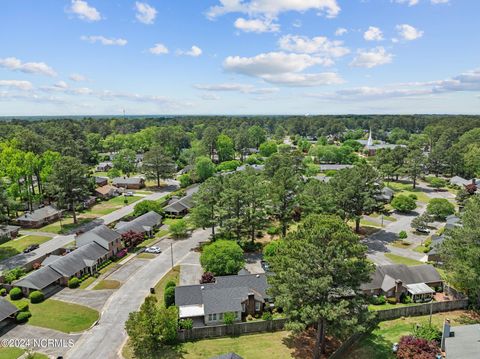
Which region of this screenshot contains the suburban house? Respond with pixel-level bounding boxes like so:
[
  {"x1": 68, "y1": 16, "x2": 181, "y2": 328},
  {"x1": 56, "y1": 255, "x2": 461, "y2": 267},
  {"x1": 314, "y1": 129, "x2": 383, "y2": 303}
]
[
  {"x1": 76, "y1": 225, "x2": 123, "y2": 256},
  {"x1": 427, "y1": 234, "x2": 445, "y2": 262},
  {"x1": 0, "y1": 225, "x2": 20, "y2": 240},
  {"x1": 361, "y1": 264, "x2": 442, "y2": 303},
  {"x1": 81, "y1": 195, "x2": 97, "y2": 209},
  {"x1": 95, "y1": 176, "x2": 108, "y2": 187},
  {"x1": 175, "y1": 272, "x2": 271, "y2": 327},
  {"x1": 449, "y1": 176, "x2": 478, "y2": 188},
  {"x1": 95, "y1": 184, "x2": 119, "y2": 199},
  {"x1": 96, "y1": 161, "x2": 113, "y2": 172},
  {"x1": 319, "y1": 164, "x2": 353, "y2": 171},
  {"x1": 114, "y1": 211, "x2": 162, "y2": 237},
  {"x1": 112, "y1": 177, "x2": 145, "y2": 189},
  {"x1": 15, "y1": 206, "x2": 62, "y2": 228},
  {"x1": 445, "y1": 214, "x2": 462, "y2": 230},
  {"x1": 378, "y1": 186, "x2": 395, "y2": 203},
  {"x1": 163, "y1": 194, "x2": 194, "y2": 217},
  {"x1": 442, "y1": 320, "x2": 480, "y2": 359},
  {"x1": 0, "y1": 297, "x2": 18, "y2": 328}
]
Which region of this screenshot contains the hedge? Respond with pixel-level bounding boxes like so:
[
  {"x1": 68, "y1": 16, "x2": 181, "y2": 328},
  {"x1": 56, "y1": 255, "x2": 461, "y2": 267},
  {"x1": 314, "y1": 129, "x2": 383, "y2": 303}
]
[
  {"x1": 16, "y1": 311, "x2": 31, "y2": 323},
  {"x1": 0, "y1": 288, "x2": 6, "y2": 296},
  {"x1": 9, "y1": 287, "x2": 22, "y2": 300},
  {"x1": 164, "y1": 286, "x2": 175, "y2": 308},
  {"x1": 29, "y1": 290, "x2": 45, "y2": 303},
  {"x1": 17, "y1": 301, "x2": 29, "y2": 312},
  {"x1": 165, "y1": 280, "x2": 176, "y2": 290},
  {"x1": 68, "y1": 277, "x2": 80, "y2": 288}
]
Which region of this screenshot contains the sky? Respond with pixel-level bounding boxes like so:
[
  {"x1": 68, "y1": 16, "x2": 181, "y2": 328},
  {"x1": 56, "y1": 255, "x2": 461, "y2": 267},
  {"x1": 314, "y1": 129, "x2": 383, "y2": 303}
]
[{"x1": 0, "y1": 0, "x2": 479, "y2": 116}]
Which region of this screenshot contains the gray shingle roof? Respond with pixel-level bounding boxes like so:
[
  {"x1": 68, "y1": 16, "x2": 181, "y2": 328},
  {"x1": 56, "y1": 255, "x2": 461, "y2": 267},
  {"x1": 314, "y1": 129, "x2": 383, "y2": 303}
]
[
  {"x1": 13, "y1": 266, "x2": 63, "y2": 290},
  {"x1": 76, "y1": 225, "x2": 121, "y2": 249},
  {"x1": 16, "y1": 206, "x2": 61, "y2": 222},
  {"x1": 361, "y1": 264, "x2": 441, "y2": 291},
  {"x1": 445, "y1": 324, "x2": 480, "y2": 358},
  {"x1": 49, "y1": 242, "x2": 108, "y2": 277},
  {"x1": 112, "y1": 177, "x2": 144, "y2": 186},
  {"x1": 202, "y1": 287, "x2": 245, "y2": 314},
  {"x1": 164, "y1": 194, "x2": 194, "y2": 214},
  {"x1": 0, "y1": 225, "x2": 20, "y2": 237},
  {"x1": 0, "y1": 297, "x2": 18, "y2": 321},
  {"x1": 115, "y1": 211, "x2": 162, "y2": 234},
  {"x1": 319, "y1": 164, "x2": 353, "y2": 171}
]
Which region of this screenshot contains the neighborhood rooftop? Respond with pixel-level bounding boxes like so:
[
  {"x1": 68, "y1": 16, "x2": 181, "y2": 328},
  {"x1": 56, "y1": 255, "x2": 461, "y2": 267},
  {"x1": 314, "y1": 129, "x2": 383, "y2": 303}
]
[
  {"x1": 15, "y1": 206, "x2": 61, "y2": 222},
  {"x1": 115, "y1": 211, "x2": 162, "y2": 235},
  {"x1": 0, "y1": 298, "x2": 18, "y2": 322}
]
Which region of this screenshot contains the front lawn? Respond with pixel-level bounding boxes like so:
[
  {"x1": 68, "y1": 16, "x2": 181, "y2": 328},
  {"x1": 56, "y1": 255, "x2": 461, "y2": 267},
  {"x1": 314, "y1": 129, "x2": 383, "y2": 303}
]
[
  {"x1": 386, "y1": 182, "x2": 430, "y2": 203},
  {"x1": 0, "y1": 348, "x2": 48, "y2": 359},
  {"x1": 40, "y1": 216, "x2": 93, "y2": 234},
  {"x1": 84, "y1": 195, "x2": 142, "y2": 216},
  {"x1": 78, "y1": 276, "x2": 96, "y2": 289},
  {"x1": 123, "y1": 331, "x2": 294, "y2": 359},
  {"x1": 136, "y1": 229, "x2": 169, "y2": 249},
  {"x1": 368, "y1": 301, "x2": 421, "y2": 311},
  {"x1": 9, "y1": 298, "x2": 99, "y2": 333},
  {"x1": 384, "y1": 253, "x2": 424, "y2": 266},
  {"x1": 390, "y1": 240, "x2": 412, "y2": 249},
  {"x1": 93, "y1": 279, "x2": 121, "y2": 290},
  {"x1": 153, "y1": 266, "x2": 180, "y2": 303},
  {"x1": 0, "y1": 235, "x2": 52, "y2": 260},
  {"x1": 347, "y1": 310, "x2": 480, "y2": 359},
  {"x1": 137, "y1": 252, "x2": 157, "y2": 259}
]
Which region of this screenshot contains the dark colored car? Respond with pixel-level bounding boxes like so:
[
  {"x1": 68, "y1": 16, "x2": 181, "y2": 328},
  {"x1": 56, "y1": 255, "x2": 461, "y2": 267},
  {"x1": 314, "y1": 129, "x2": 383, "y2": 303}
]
[{"x1": 23, "y1": 244, "x2": 40, "y2": 253}]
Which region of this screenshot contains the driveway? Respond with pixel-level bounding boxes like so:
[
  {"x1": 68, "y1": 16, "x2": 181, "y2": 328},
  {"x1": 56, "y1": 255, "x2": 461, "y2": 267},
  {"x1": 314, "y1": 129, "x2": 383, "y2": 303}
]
[
  {"x1": 0, "y1": 324, "x2": 81, "y2": 358},
  {"x1": 179, "y1": 251, "x2": 202, "y2": 285},
  {"x1": 51, "y1": 287, "x2": 114, "y2": 311},
  {"x1": 107, "y1": 258, "x2": 151, "y2": 283},
  {"x1": 67, "y1": 228, "x2": 212, "y2": 359},
  {"x1": 244, "y1": 253, "x2": 265, "y2": 274}
]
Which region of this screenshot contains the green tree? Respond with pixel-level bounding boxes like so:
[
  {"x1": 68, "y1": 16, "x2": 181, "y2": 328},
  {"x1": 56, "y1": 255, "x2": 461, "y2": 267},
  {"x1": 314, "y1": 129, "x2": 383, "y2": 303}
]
[
  {"x1": 113, "y1": 148, "x2": 137, "y2": 176},
  {"x1": 191, "y1": 176, "x2": 222, "y2": 236},
  {"x1": 268, "y1": 214, "x2": 374, "y2": 358},
  {"x1": 259, "y1": 141, "x2": 278, "y2": 157},
  {"x1": 429, "y1": 177, "x2": 447, "y2": 189},
  {"x1": 402, "y1": 148, "x2": 425, "y2": 189},
  {"x1": 464, "y1": 144, "x2": 480, "y2": 177},
  {"x1": 216, "y1": 134, "x2": 235, "y2": 163},
  {"x1": 248, "y1": 125, "x2": 267, "y2": 148},
  {"x1": 195, "y1": 156, "x2": 216, "y2": 182},
  {"x1": 46, "y1": 156, "x2": 90, "y2": 224},
  {"x1": 170, "y1": 219, "x2": 188, "y2": 239},
  {"x1": 202, "y1": 126, "x2": 219, "y2": 161},
  {"x1": 391, "y1": 195, "x2": 417, "y2": 213},
  {"x1": 142, "y1": 146, "x2": 176, "y2": 187},
  {"x1": 427, "y1": 198, "x2": 455, "y2": 220},
  {"x1": 440, "y1": 195, "x2": 480, "y2": 305},
  {"x1": 411, "y1": 213, "x2": 432, "y2": 230},
  {"x1": 133, "y1": 200, "x2": 163, "y2": 217},
  {"x1": 200, "y1": 240, "x2": 245, "y2": 276}
]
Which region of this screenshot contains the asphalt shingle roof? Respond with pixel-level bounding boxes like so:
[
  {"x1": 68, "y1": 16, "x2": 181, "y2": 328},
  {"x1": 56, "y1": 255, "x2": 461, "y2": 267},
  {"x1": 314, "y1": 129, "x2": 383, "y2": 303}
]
[
  {"x1": 16, "y1": 206, "x2": 61, "y2": 222},
  {"x1": 0, "y1": 298, "x2": 18, "y2": 321},
  {"x1": 445, "y1": 324, "x2": 480, "y2": 359},
  {"x1": 49, "y1": 242, "x2": 108, "y2": 277},
  {"x1": 115, "y1": 211, "x2": 162, "y2": 234},
  {"x1": 112, "y1": 177, "x2": 144, "y2": 185},
  {"x1": 14, "y1": 266, "x2": 63, "y2": 290}
]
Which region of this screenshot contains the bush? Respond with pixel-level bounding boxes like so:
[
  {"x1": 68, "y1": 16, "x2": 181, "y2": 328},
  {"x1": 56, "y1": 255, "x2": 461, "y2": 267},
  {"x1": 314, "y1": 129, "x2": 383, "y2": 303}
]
[
  {"x1": 179, "y1": 174, "x2": 192, "y2": 188},
  {"x1": 399, "y1": 231, "x2": 408, "y2": 239},
  {"x1": 387, "y1": 297, "x2": 397, "y2": 305},
  {"x1": 133, "y1": 200, "x2": 163, "y2": 217},
  {"x1": 200, "y1": 272, "x2": 215, "y2": 284},
  {"x1": 3, "y1": 267, "x2": 26, "y2": 284},
  {"x1": 165, "y1": 280, "x2": 176, "y2": 290},
  {"x1": 164, "y1": 286, "x2": 175, "y2": 308},
  {"x1": 9, "y1": 287, "x2": 22, "y2": 300},
  {"x1": 245, "y1": 154, "x2": 262, "y2": 165},
  {"x1": 200, "y1": 240, "x2": 245, "y2": 276},
  {"x1": 29, "y1": 290, "x2": 45, "y2": 304},
  {"x1": 397, "y1": 335, "x2": 439, "y2": 358},
  {"x1": 412, "y1": 324, "x2": 442, "y2": 341},
  {"x1": 16, "y1": 311, "x2": 32, "y2": 323},
  {"x1": 263, "y1": 240, "x2": 284, "y2": 262},
  {"x1": 370, "y1": 295, "x2": 386, "y2": 305},
  {"x1": 401, "y1": 295, "x2": 412, "y2": 304},
  {"x1": 427, "y1": 198, "x2": 455, "y2": 220},
  {"x1": 223, "y1": 312, "x2": 236, "y2": 325},
  {"x1": 408, "y1": 193, "x2": 418, "y2": 200},
  {"x1": 216, "y1": 160, "x2": 242, "y2": 172},
  {"x1": 261, "y1": 311, "x2": 273, "y2": 321},
  {"x1": 17, "y1": 301, "x2": 29, "y2": 312},
  {"x1": 170, "y1": 219, "x2": 188, "y2": 239},
  {"x1": 266, "y1": 226, "x2": 281, "y2": 236},
  {"x1": 0, "y1": 288, "x2": 6, "y2": 296},
  {"x1": 429, "y1": 178, "x2": 447, "y2": 189},
  {"x1": 392, "y1": 195, "x2": 417, "y2": 213},
  {"x1": 68, "y1": 277, "x2": 80, "y2": 289},
  {"x1": 179, "y1": 318, "x2": 193, "y2": 330}
]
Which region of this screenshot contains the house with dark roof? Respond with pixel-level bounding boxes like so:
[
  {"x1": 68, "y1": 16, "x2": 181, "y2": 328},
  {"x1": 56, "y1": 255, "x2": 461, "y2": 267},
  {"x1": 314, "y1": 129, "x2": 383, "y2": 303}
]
[
  {"x1": 112, "y1": 177, "x2": 145, "y2": 189},
  {"x1": 445, "y1": 214, "x2": 462, "y2": 230},
  {"x1": 0, "y1": 225, "x2": 20, "y2": 240},
  {"x1": 96, "y1": 161, "x2": 113, "y2": 172},
  {"x1": 76, "y1": 225, "x2": 122, "y2": 256},
  {"x1": 0, "y1": 297, "x2": 18, "y2": 328},
  {"x1": 442, "y1": 320, "x2": 480, "y2": 359},
  {"x1": 164, "y1": 194, "x2": 194, "y2": 217},
  {"x1": 95, "y1": 176, "x2": 108, "y2": 187},
  {"x1": 15, "y1": 206, "x2": 62, "y2": 228},
  {"x1": 114, "y1": 211, "x2": 162, "y2": 237},
  {"x1": 95, "y1": 184, "x2": 119, "y2": 199},
  {"x1": 175, "y1": 272, "x2": 271, "y2": 327},
  {"x1": 361, "y1": 264, "x2": 442, "y2": 303}
]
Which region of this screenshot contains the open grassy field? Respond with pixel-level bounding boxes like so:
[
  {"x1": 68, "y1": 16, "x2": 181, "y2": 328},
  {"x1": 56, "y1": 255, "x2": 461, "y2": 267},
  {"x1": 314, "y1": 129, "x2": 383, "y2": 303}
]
[
  {"x1": 386, "y1": 181, "x2": 431, "y2": 203},
  {"x1": 390, "y1": 240, "x2": 412, "y2": 249},
  {"x1": 9, "y1": 298, "x2": 99, "y2": 333},
  {"x1": 123, "y1": 331, "x2": 295, "y2": 359},
  {"x1": 0, "y1": 235, "x2": 52, "y2": 260},
  {"x1": 348, "y1": 310, "x2": 480, "y2": 359},
  {"x1": 384, "y1": 253, "x2": 424, "y2": 266}
]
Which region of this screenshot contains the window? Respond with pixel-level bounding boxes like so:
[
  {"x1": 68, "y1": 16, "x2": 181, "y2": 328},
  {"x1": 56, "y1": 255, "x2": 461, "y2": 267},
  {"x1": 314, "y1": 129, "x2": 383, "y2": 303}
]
[
  {"x1": 219, "y1": 313, "x2": 223, "y2": 320},
  {"x1": 255, "y1": 301, "x2": 261, "y2": 311},
  {"x1": 208, "y1": 314, "x2": 212, "y2": 321},
  {"x1": 212, "y1": 313, "x2": 217, "y2": 321}
]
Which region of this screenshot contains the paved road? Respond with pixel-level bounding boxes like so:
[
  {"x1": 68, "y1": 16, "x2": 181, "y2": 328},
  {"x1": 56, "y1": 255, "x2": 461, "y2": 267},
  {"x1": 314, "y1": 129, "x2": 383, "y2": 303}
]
[{"x1": 67, "y1": 228, "x2": 211, "y2": 359}]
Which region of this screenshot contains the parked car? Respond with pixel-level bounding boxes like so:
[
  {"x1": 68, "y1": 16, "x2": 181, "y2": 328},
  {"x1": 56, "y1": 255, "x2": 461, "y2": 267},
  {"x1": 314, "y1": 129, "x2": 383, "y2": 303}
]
[
  {"x1": 124, "y1": 191, "x2": 135, "y2": 196},
  {"x1": 261, "y1": 260, "x2": 270, "y2": 272},
  {"x1": 416, "y1": 227, "x2": 430, "y2": 234},
  {"x1": 144, "y1": 246, "x2": 161, "y2": 254},
  {"x1": 23, "y1": 244, "x2": 40, "y2": 253}
]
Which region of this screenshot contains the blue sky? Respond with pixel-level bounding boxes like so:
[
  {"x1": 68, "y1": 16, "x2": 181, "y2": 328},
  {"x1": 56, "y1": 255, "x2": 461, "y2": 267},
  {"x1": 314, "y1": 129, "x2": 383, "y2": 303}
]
[{"x1": 0, "y1": 0, "x2": 479, "y2": 115}]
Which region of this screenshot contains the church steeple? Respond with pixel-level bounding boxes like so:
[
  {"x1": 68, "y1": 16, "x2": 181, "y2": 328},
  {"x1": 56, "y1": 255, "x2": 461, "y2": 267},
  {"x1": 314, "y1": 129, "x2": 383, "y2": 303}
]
[{"x1": 367, "y1": 128, "x2": 373, "y2": 147}]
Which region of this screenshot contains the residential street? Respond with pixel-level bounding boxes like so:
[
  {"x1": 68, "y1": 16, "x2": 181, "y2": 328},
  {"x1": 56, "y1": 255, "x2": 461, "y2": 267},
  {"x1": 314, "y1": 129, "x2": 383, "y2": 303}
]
[{"x1": 67, "y1": 228, "x2": 212, "y2": 359}]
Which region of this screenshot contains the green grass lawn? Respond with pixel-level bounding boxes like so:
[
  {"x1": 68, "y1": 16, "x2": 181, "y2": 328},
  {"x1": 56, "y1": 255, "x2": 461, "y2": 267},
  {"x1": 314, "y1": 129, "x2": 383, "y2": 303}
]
[
  {"x1": 153, "y1": 266, "x2": 180, "y2": 303},
  {"x1": 390, "y1": 240, "x2": 412, "y2": 249},
  {"x1": 348, "y1": 310, "x2": 480, "y2": 359},
  {"x1": 164, "y1": 218, "x2": 182, "y2": 226},
  {"x1": 368, "y1": 302, "x2": 421, "y2": 311},
  {"x1": 136, "y1": 229, "x2": 169, "y2": 249},
  {"x1": 386, "y1": 182, "x2": 430, "y2": 203},
  {"x1": 78, "y1": 276, "x2": 96, "y2": 289},
  {"x1": 93, "y1": 279, "x2": 121, "y2": 290},
  {"x1": 9, "y1": 298, "x2": 99, "y2": 333},
  {"x1": 40, "y1": 217, "x2": 93, "y2": 234},
  {"x1": 384, "y1": 253, "x2": 424, "y2": 266},
  {"x1": 137, "y1": 252, "x2": 157, "y2": 259},
  {"x1": 413, "y1": 245, "x2": 430, "y2": 254},
  {"x1": 84, "y1": 195, "x2": 142, "y2": 216},
  {"x1": 0, "y1": 347, "x2": 26, "y2": 359},
  {"x1": 123, "y1": 331, "x2": 294, "y2": 359},
  {"x1": 0, "y1": 235, "x2": 52, "y2": 261}
]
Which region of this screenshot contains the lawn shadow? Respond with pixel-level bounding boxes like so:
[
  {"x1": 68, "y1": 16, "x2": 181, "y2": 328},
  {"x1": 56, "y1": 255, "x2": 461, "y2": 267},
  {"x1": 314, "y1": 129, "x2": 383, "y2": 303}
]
[
  {"x1": 346, "y1": 332, "x2": 394, "y2": 359},
  {"x1": 282, "y1": 328, "x2": 341, "y2": 359}
]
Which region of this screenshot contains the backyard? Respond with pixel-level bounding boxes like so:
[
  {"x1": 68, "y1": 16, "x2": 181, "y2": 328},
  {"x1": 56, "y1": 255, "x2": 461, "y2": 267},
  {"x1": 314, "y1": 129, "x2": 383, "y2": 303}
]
[
  {"x1": 0, "y1": 235, "x2": 52, "y2": 260},
  {"x1": 385, "y1": 181, "x2": 431, "y2": 203}
]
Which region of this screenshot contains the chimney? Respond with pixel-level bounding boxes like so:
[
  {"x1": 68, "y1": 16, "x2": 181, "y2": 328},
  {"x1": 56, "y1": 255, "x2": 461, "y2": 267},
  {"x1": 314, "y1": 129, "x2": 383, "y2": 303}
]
[
  {"x1": 441, "y1": 318, "x2": 451, "y2": 351},
  {"x1": 395, "y1": 279, "x2": 403, "y2": 302}
]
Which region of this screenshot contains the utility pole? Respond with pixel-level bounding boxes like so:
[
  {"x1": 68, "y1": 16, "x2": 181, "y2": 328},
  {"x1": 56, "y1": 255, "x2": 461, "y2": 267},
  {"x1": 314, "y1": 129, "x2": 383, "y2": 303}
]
[{"x1": 170, "y1": 243, "x2": 174, "y2": 268}]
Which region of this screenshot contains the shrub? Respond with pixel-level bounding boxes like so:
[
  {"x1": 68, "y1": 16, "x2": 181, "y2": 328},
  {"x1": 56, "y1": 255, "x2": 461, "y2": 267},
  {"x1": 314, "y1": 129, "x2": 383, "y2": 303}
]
[
  {"x1": 412, "y1": 324, "x2": 442, "y2": 342},
  {"x1": 165, "y1": 280, "x2": 176, "y2": 290},
  {"x1": 68, "y1": 277, "x2": 80, "y2": 289},
  {"x1": 245, "y1": 154, "x2": 262, "y2": 165},
  {"x1": 263, "y1": 240, "x2": 284, "y2": 262},
  {"x1": 200, "y1": 240, "x2": 245, "y2": 276},
  {"x1": 397, "y1": 335, "x2": 439, "y2": 358},
  {"x1": 266, "y1": 226, "x2": 281, "y2": 236},
  {"x1": 133, "y1": 200, "x2": 163, "y2": 217},
  {"x1": 261, "y1": 311, "x2": 273, "y2": 321},
  {"x1": 16, "y1": 311, "x2": 32, "y2": 323},
  {"x1": 402, "y1": 295, "x2": 412, "y2": 304},
  {"x1": 427, "y1": 198, "x2": 455, "y2": 220},
  {"x1": 9, "y1": 287, "x2": 22, "y2": 300},
  {"x1": 170, "y1": 219, "x2": 188, "y2": 239},
  {"x1": 17, "y1": 301, "x2": 29, "y2": 312},
  {"x1": 200, "y1": 272, "x2": 215, "y2": 284},
  {"x1": 3, "y1": 267, "x2": 26, "y2": 284},
  {"x1": 392, "y1": 195, "x2": 417, "y2": 213},
  {"x1": 0, "y1": 288, "x2": 6, "y2": 296},
  {"x1": 399, "y1": 231, "x2": 408, "y2": 239},
  {"x1": 429, "y1": 178, "x2": 447, "y2": 189},
  {"x1": 164, "y1": 286, "x2": 175, "y2": 308},
  {"x1": 179, "y1": 174, "x2": 192, "y2": 188},
  {"x1": 408, "y1": 193, "x2": 418, "y2": 200},
  {"x1": 370, "y1": 295, "x2": 386, "y2": 305},
  {"x1": 179, "y1": 318, "x2": 193, "y2": 330},
  {"x1": 29, "y1": 290, "x2": 45, "y2": 304},
  {"x1": 386, "y1": 297, "x2": 397, "y2": 305},
  {"x1": 223, "y1": 312, "x2": 236, "y2": 325},
  {"x1": 216, "y1": 160, "x2": 241, "y2": 172}
]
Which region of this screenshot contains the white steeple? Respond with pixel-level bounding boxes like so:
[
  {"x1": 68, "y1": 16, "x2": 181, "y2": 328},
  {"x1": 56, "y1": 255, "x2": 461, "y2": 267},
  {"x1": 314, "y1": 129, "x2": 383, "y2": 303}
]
[{"x1": 367, "y1": 128, "x2": 373, "y2": 147}]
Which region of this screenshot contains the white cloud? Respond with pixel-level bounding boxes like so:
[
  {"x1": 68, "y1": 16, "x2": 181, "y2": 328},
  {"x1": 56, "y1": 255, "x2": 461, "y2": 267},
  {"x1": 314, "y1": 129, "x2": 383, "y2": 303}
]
[
  {"x1": 207, "y1": 0, "x2": 341, "y2": 19},
  {"x1": 431, "y1": 0, "x2": 449, "y2": 3},
  {"x1": 194, "y1": 83, "x2": 279, "y2": 94},
  {"x1": 394, "y1": 0, "x2": 419, "y2": 6},
  {"x1": 234, "y1": 18, "x2": 280, "y2": 33},
  {"x1": 135, "y1": 2, "x2": 157, "y2": 24},
  {"x1": 54, "y1": 81, "x2": 69, "y2": 89},
  {"x1": 72, "y1": 87, "x2": 93, "y2": 95},
  {"x1": 396, "y1": 24, "x2": 424, "y2": 41},
  {"x1": 223, "y1": 51, "x2": 343, "y2": 86},
  {"x1": 335, "y1": 27, "x2": 347, "y2": 36},
  {"x1": 292, "y1": 20, "x2": 302, "y2": 28},
  {"x1": 178, "y1": 46, "x2": 203, "y2": 57},
  {"x1": 0, "y1": 57, "x2": 57, "y2": 77},
  {"x1": 68, "y1": 0, "x2": 101, "y2": 21},
  {"x1": 364, "y1": 26, "x2": 383, "y2": 41},
  {"x1": 81, "y1": 35, "x2": 127, "y2": 46},
  {"x1": 69, "y1": 73, "x2": 87, "y2": 82},
  {"x1": 350, "y1": 47, "x2": 393, "y2": 68},
  {"x1": 149, "y1": 43, "x2": 169, "y2": 55},
  {"x1": 0, "y1": 80, "x2": 33, "y2": 91},
  {"x1": 279, "y1": 35, "x2": 349, "y2": 60},
  {"x1": 200, "y1": 93, "x2": 221, "y2": 100}
]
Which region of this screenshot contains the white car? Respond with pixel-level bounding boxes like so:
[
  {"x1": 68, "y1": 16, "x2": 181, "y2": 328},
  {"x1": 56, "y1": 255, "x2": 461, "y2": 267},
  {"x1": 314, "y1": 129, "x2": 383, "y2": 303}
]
[
  {"x1": 144, "y1": 246, "x2": 162, "y2": 254},
  {"x1": 124, "y1": 191, "x2": 135, "y2": 196}
]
